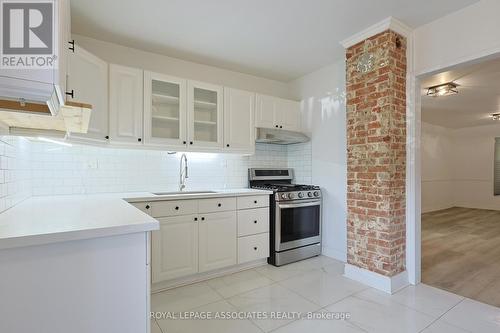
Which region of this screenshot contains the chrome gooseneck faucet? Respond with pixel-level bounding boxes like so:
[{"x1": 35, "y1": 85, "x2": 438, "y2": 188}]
[{"x1": 179, "y1": 153, "x2": 188, "y2": 191}]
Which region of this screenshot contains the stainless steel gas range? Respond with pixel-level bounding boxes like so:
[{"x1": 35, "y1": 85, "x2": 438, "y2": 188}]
[{"x1": 249, "y1": 168, "x2": 322, "y2": 266}]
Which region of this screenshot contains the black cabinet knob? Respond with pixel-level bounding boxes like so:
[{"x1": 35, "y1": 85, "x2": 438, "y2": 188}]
[
  {"x1": 201, "y1": 217, "x2": 205, "y2": 221},
  {"x1": 254, "y1": 220, "x2": 257, "y2": 224},
  {"x1": 138, "y1": 138, "x2": 142, "y2": 142},
  {"x1": 217, "y1": 203, "x2": 221, "y2": 207},
  {"x1": 145, "y1": 205, "x2": 150, "y2": 209},
  {"x1": 105, "y1": 135, "x2": 109, "y2": 140},
  {"x1": 175, "y1": 206, "x2": 179, "y2": 210},
  {"x1": 190, "y1": 141, "x2": 193, "y2": 145},
  {"x1": 226, "y1": 144, "x2": 230, "y2": 147},
  {"x1": 183, "y1": 141, "x2": 187, "y2": 144},
  {"x1": 194, "y1": 217, "x2": 198, "y2": 221},
  {"x1": 254, "y1": 200, "x2": 258, "y2": 204},
  {"x1": 275, "y1": 125, "x2": 279, "y2": 128},
  {"x1": 254, "y1": 247, "x2": 258, "y2": 251},
  {"x1": 279, "y1": 125, "x2": 283, "y2": 129}
]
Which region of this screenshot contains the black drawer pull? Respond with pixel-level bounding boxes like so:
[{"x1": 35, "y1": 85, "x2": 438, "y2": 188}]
[
  {"x1": 254, "y1": 247, "x2": 258, "y2": 251},
  {"x1": 175, "y1": 206, "x2": 179, "y2": 210}
]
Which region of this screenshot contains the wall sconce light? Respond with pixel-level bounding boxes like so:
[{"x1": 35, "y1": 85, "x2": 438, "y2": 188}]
[{"x1": 426, "y1": 82, "x2": 458, "y2": 97}]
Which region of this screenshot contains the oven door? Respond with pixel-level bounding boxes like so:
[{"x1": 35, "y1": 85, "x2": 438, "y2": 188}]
[{"x1": 275, "y1": 199, "x2": 321, "y2": 252}]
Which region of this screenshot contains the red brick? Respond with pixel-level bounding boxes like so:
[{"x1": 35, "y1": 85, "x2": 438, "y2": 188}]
[{"x1": 346, "y1": 30, "x2": 406, "y2": 278}]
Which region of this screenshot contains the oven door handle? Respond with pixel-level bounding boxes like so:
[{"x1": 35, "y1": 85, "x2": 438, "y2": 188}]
[{"x1": 278, "y1": 201, "x2": 321, "y2": 209}]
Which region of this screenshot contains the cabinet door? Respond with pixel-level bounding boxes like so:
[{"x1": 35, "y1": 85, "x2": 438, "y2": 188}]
[
  {"x1": 55, "y1": 0, "x2": 71, "y2": 106},
  {"x1": 152, "y1": 215, "x2": 199, "y2": 283},
  {"x1": 109, "y1": 64, "x2": 144, "y2": 145},
  {"x1": 223, "y1": 88, "x2": 255, "y2": 153},
  {"x1": 255, "y1": 94, "x2": 277, "y2": 129},
  {"x1": 276, "y1": 98, "x2": 301, "y2": 132},
  {"x1": 67, "y1": 45, "x2": 108, "y2": 142},
  {"x1": 143, "y1": 71, "x2": 187, "y2": 148},
  {"x1": 187, "y1": 81, "x2": 223, "y2": 150},
  {"x1": 198, "y1": 211, "x2": 237, "y2": 273}
]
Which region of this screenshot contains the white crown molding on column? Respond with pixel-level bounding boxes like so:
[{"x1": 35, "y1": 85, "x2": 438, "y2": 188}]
[{"x1": 340, "y1": 17, "x2": 413, "y2": 49}]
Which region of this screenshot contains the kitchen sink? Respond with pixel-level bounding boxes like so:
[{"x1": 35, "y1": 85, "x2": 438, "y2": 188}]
[{"x1": 152, "y1": 191, "x2": 217, "y2": 196}]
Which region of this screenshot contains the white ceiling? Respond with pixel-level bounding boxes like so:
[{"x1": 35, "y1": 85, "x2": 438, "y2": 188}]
[
  {"x1": 421, "y1": 57, "x2": 500, "y2": 129},
  {"x1": 71, "y1": 0, "x2": 477, "y2": 82}
]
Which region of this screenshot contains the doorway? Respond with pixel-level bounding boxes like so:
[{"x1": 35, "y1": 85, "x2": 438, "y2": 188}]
[{"x1": 420, "y1": 56, "x2": 500, "y2": 307}]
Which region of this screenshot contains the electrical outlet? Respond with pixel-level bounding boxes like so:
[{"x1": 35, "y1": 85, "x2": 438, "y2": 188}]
[{"x1": 84, "y1": 159, "x2": 99, "y2": 169}]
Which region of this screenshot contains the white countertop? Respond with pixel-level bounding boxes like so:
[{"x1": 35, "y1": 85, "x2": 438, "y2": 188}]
[
  {"x1": 0, "y1": 189, "x2": 272, "y2": 250},
  {"x1": 124, "y1": 188, "x2": 273, "y2": 203}
]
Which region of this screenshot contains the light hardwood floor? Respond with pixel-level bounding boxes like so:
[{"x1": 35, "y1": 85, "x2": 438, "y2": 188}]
[{"x1": 422, "y1": 207, "x2": 500, "y2": 307}]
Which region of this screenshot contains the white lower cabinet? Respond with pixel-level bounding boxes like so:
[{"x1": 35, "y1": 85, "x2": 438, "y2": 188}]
[
  {"x1": 238, "y1": 233, "x2": 270, "y2": 264},
  {"x1": 152, "y1": 215, "x2": 198, "y2": 283},
  {"x1": 198, "y1": 211, "x2": 237, "y2": 272},
  {"x1": 148, "y1": 195, "x2": 269, "y2": 285}
]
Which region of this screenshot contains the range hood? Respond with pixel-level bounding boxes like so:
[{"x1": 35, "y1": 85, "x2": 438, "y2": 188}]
[
  {"x1": 0, "y1": 76, "x2": 92, "y2": 134},
  {"x1": 256, "y1": 127, "x2": 310, "y2": 145},
  {"x1": 0, "y1": 76, "x2": 61, "y2": 116}
]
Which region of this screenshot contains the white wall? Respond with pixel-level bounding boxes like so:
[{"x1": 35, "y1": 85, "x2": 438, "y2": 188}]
[
  {"x1": 289, "y1": 60, "x2": 347, "y2": 261},
  {"x1": 73, "y1": 34, "x2": 292, "y2": 99},
  {"x1": 421, "y1": 122, "x2": 500, "y2": 212},
  {"x1": 452, "y1": 124, "x2": 500, "y2": 210},
  {"x1": 414, "y1": 0, "x2": 500, "y2": 76},
  {"x1": 421, "y1": 123, "x2": 454, "y2": 213}
]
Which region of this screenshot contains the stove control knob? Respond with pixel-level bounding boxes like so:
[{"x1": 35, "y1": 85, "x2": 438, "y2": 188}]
[
  {"x1": 281, "y1": 193, "x2": 288, "y2": 199},
  {"x1": 307, "y1": 192, "x2": 313, "y2": 197},
  {"x1": 298, "y1": 192, "x2": 304, "y2": 198},
  {"x1": 288, "y1": 193, "x2": 294, "y2": 199},
  {"x1": 313, "y1": 191, "x2": 319, "y2": 197}
]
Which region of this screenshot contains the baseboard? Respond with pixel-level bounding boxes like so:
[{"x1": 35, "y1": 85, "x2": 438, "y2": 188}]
[
  {"x1": 321, "y1": 245, "x2": 347, "y2": 262},
  {"x1": 343, "y1": 263, "x2": 409, "y2": 294},
  {"x1": 151, "y1": 259, "x2": 268, "y2": 293}
]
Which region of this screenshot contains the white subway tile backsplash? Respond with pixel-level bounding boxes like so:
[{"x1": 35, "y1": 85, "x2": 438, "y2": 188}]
[
  {"x1": 0, "y1": 137, "x2": 312, "y2": 206},
  {"x1": 0, "y1": 136, "x2": 32, "y2": 213}
]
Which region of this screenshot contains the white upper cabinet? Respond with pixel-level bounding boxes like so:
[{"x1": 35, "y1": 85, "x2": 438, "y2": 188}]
[
  {"x1": 67, "y1": 45, "x2": 108, "y2": 142},
  {"x1": 109, "y1": 64, "x2": 144, "y2": 145},
  {"x1": 187, "y1": 81, "x2": 223, "y2": 150},
  {"x1": 275, "y1": 98, "x2": 301, "y2": 132},
  {"x1": 56, "y1": 0, "x2": 72, "y2": 105},
  {"x1": 255, "y1": 94, "x2": 301, "y2": 132},
  {"x1": 255, "y1": 94, "x2": 276, "y2": 129},
  {"x1": 143, "y1": 71, "x2": 187, "y2": 148},
  {"x1": 223, "y1": 88, "x2": 255, "y2": 153}
]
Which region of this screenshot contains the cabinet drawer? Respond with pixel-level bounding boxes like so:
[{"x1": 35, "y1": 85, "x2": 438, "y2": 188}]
[
  {"x1": 238, "y1": 233, "x2": 269, "y2": 264},
  {"x1": 130, "y1": 202, "x2": 151, "y2": 215},
  {"x1": 151, "y1": 200, "x2": 198, "y2": 217},
  {"x1": 237, "y1": 195, "x2": 269, "y2": 210},
  {"x1": 198, "y1": 197, "x2": 236, "y2": 213},
  {"x1": 237, "y1": 208, "x2": 269, "y2": 236}
]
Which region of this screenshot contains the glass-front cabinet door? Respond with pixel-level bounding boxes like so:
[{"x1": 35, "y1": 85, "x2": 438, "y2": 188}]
[
  {"x1": 187, "y1": 81, "x2": 223, "y2": 149},
  {"x1": 144, "y1": 71, "x2": 187, "y2": 147}
]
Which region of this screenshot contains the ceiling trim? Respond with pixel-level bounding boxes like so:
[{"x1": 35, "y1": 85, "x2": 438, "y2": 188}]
[{"x1": 340, "y1": 17, "x2": 413, "y2": 49}]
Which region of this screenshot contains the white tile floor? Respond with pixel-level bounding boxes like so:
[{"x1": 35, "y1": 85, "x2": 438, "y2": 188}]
[{"x1": 151, "y1": 256, "x2": 500, "y2": 333}]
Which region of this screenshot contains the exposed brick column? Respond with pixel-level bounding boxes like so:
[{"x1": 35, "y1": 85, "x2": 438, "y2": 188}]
[{"x1": 346, "y1": 30, "x2": 406, "y2": 277}]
